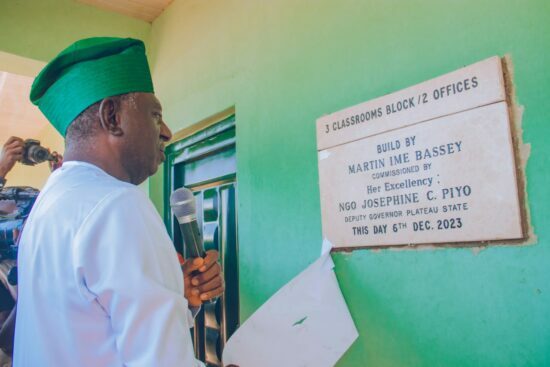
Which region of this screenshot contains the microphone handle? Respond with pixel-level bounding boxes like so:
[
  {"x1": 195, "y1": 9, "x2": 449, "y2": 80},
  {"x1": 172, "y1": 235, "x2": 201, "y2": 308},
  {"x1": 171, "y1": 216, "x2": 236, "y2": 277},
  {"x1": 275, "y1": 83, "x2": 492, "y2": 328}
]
[{"x1": 179, "y1": 220, "x2": 206, "y2": 258}]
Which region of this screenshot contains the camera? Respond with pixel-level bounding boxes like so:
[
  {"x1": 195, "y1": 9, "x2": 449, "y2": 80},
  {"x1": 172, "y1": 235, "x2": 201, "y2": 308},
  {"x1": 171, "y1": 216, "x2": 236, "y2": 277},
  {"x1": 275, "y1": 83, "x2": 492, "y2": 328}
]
[{"x1": 20, "y1": 139, "x2": 57, "y2": 166}]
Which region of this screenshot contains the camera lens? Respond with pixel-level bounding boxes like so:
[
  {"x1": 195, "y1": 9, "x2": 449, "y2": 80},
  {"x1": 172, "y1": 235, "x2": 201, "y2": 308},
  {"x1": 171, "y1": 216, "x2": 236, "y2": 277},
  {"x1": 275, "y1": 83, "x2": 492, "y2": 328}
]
[{"x1": 28, "y1": 145, "x2": 50, "y2": 164}]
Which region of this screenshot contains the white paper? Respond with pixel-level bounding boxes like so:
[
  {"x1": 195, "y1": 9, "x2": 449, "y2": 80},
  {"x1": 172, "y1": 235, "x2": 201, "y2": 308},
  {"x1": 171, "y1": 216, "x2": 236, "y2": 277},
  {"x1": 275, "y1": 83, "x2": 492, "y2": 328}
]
[
  {"x1": 222, "y1": 253, "x2": 358, "y2": 367},
  {"x1": 321, "y1": 238, "x2": 333, "y2": 255}
]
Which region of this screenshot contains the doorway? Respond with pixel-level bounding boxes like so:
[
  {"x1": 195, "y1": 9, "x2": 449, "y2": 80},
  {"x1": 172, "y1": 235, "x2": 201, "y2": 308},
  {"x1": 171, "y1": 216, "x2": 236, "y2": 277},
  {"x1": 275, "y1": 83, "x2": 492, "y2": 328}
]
[{"x1": 164, "y1": 112, "x2": 238, "y2": 366}]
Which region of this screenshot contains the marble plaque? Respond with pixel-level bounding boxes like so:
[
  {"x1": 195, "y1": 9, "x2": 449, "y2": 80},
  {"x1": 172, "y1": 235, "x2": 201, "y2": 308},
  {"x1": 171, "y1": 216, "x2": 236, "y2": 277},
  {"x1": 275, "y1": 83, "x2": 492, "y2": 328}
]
[{"x1": 318, "y1": 101, "x2": 523, "y2": 248}]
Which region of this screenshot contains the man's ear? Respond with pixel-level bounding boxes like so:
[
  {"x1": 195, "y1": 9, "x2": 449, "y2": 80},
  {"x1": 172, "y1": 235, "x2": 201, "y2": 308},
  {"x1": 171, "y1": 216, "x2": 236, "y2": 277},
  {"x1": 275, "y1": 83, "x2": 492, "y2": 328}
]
[{"x1": 98, "y1": 97, "x2": 124, "y2": 137}]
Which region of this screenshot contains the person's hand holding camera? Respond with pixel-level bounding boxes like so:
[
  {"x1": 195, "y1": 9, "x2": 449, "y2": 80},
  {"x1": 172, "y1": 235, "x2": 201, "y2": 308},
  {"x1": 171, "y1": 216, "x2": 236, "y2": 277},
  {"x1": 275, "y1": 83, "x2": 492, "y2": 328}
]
[
  {"x1": 0, "y1": 137, "x2": 24, "y2": 180},
  {"x1": 48, "y1": 151, "x2": 63, "y2": 172}
]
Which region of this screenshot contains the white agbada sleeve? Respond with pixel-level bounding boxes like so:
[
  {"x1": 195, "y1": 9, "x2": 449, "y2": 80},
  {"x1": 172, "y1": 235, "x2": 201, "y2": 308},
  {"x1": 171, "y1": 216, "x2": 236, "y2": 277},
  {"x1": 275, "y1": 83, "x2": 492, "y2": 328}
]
[{"x1": 72, "y1": 187, "x2": 203, "y2": 367}]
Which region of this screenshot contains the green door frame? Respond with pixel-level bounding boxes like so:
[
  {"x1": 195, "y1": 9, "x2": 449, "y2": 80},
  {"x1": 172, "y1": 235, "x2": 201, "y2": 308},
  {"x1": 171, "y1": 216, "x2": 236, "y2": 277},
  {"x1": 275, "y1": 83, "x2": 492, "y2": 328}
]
[
  {"x1": 162, "y1": 113, "x2": 236, "y2": 235},
  {"x1": 162, "y1": 112, "x2": 238, "y2": 366}
]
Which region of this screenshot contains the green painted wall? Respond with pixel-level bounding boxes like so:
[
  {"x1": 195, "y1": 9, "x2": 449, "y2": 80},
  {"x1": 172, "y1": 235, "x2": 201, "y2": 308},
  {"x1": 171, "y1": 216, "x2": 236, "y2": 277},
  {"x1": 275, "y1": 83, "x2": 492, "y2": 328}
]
[
  {"x1": 149, "y1": 1, "x2": 549, "y2": 365},
  {"x1": 1, "y1": 0, "x2": 548, "y2": 365},
  {"x1": 0, "y1": 0, "x2": 150, "y2": 63}
]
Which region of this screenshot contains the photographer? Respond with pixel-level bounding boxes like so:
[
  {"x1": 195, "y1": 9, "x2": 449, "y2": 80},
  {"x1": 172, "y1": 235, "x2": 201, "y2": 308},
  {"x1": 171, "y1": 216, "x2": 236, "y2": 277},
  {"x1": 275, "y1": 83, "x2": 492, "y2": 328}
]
[
  {"x1": 0, "y1": 136, "x2": 62, "y2": 366},
  {"x1": 0, "y1": 136, "x2": 24, "y2": 367}
]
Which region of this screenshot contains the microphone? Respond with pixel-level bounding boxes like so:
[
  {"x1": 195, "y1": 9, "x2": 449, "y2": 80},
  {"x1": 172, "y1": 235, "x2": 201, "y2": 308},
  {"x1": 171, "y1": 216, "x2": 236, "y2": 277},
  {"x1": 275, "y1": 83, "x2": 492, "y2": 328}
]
[{"x1": 170, "y1": 187, "x2": 206, "y2": 259}]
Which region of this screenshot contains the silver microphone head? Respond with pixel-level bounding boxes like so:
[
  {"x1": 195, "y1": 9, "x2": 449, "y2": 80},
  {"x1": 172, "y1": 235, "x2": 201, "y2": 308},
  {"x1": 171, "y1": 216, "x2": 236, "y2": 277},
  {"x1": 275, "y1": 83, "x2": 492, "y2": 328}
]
[{"x1": 170, "y1": 187, "x2": 196, "y2": 223}]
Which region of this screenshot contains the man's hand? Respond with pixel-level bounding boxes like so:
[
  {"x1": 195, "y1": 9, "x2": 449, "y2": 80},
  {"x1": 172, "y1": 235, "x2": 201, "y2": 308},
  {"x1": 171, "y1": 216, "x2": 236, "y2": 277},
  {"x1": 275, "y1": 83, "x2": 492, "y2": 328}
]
[
  {"x1": 0, "y1": 137, "x2": 24, "y2": 178},
  {"x1": 182, "y1": 250, "x2": 224, "y2": 307}
]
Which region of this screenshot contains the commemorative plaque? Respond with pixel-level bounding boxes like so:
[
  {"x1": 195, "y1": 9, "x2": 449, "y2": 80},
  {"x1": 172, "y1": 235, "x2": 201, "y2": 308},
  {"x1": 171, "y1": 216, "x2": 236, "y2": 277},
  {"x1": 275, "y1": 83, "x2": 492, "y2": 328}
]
[{"x1": 317, "y1": 57, "x2": 525, "y2": 249}]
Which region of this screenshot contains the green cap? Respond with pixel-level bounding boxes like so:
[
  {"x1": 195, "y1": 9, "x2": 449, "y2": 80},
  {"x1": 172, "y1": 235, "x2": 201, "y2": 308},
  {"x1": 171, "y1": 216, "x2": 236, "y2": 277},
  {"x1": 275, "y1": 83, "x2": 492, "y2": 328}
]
[{"x1": 30, "y1": 37, "x2": 154, "y2": 137}]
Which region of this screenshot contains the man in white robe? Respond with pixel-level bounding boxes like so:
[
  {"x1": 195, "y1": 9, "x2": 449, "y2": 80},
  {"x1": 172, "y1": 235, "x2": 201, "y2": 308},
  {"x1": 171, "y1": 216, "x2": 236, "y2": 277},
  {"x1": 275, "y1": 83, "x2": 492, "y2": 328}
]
[{"x1": 14, "y1": 37, "x2": 223, "y2": 366}]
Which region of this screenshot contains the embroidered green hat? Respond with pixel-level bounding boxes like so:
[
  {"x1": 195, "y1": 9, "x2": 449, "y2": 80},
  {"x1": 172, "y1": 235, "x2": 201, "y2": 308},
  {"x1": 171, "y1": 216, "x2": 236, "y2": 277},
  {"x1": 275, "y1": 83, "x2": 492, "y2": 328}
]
[{"x1": 30, "y1": 37, "x2": 154, "y2": 137}]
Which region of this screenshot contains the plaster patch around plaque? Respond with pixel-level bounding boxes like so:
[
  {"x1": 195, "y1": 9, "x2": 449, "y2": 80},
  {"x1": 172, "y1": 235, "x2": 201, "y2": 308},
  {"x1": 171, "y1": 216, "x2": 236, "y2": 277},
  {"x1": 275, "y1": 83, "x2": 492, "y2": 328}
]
[{"x1": 501, "y1": 55, "x2": 534, "y2": 245}]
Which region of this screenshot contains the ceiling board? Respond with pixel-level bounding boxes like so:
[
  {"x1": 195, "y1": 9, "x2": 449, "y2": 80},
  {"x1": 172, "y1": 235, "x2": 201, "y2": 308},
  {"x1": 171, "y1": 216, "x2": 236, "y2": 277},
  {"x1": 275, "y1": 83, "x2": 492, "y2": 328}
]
[{"x1": 77, "y1": 0, "x2": 173, "y2": 22}]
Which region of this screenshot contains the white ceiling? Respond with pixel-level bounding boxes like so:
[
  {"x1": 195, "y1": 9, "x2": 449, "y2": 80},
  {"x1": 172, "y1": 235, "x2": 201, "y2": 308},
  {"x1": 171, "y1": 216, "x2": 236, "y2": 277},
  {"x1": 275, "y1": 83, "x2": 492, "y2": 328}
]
[
  {"x1": 77, "y1": 0, "x2": 174, "y2": 22},
  {"x1": 0, "y1": 71, "x2": 52, "y2": 145}
]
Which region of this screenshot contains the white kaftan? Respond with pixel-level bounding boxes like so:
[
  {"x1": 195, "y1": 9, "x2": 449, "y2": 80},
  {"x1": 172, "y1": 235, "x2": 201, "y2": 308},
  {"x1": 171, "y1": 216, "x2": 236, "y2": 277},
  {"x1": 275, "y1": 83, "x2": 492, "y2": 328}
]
[{"x1": 14, "y1": 161, "x2": 203, "y2": 367}]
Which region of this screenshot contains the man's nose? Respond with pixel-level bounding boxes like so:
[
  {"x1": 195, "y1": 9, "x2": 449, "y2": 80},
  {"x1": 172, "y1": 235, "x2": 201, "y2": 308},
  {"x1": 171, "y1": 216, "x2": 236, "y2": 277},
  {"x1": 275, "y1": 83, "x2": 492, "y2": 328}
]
[{"x1": 160, "y1": 121, "x2": 172, "y2": 142}]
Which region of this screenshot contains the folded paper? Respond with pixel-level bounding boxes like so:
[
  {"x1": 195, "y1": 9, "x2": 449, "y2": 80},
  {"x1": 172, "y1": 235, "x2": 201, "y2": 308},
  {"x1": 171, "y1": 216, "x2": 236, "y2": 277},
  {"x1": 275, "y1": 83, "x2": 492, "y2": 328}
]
[{"x1": 223, "y1": 252, "x2": 358, "y2": 367}]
